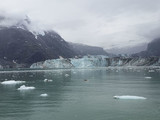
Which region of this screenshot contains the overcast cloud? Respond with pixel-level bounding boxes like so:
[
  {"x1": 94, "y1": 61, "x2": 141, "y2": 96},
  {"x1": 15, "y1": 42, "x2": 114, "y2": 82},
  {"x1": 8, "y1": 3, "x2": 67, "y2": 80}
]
[{"x1": 0, "y1": 0, "x2": 160, "y2": 49}]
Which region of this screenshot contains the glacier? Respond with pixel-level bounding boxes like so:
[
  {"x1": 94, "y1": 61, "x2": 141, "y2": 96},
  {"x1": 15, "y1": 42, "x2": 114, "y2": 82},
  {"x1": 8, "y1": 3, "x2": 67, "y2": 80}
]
[
  {"x1": 30, "y1": 55, "x2": 160, "y2": 69},
  {"x1": 30, "y1": 55, "x2": 109, "y2": 68}
]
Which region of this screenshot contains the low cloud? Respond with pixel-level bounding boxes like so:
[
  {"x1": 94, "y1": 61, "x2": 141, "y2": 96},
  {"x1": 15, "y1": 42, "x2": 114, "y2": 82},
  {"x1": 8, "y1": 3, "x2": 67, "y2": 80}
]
[{"x1": 0, "y1": 0, "x2": 160, "y2": 49}]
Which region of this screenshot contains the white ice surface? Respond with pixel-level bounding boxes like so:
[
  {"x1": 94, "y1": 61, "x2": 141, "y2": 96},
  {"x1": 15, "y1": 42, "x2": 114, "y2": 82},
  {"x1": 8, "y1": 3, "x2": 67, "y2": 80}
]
[
  {"x1": 1, "y1": 80, "x2": 26, "y2": 85},
  {"x1": 40, "y1": 93, "x2": 48, "y2": 97},
  {"x1": 114, "y1": 95, "x2": 146, "y2": 100},
  {"x1": 17, "y1": 85, "x2": 35, "y2": 90},
  {"x1": 145, "y1": 77, "x2": 152, "y2": 79},
  {"x1": 44, "y1": 79, "x2": 53, "y2": 82}
]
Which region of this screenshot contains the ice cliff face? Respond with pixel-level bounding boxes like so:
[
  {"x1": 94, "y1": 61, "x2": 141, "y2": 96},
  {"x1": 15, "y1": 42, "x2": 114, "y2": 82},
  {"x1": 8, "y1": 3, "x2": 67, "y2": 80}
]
[
  {"x1": 30, "y1": 56, "x2": 109, "y2": 68},
  {"x1": 30, "y1": 56, "x2": 160, "y2": 69}
]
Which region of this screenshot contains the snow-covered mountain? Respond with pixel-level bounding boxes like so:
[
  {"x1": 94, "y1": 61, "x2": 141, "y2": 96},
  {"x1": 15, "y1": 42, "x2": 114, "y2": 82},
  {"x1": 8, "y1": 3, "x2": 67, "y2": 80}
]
[{"x1": 0, "y1": 15, "x2": 108, "y2": 68}]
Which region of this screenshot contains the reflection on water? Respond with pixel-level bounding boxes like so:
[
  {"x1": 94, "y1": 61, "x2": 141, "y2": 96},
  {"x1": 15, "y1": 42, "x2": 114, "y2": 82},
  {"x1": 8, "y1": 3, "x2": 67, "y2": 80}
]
[{"x1": 0, "y1": 67, "x2": 160, "y2": 120}]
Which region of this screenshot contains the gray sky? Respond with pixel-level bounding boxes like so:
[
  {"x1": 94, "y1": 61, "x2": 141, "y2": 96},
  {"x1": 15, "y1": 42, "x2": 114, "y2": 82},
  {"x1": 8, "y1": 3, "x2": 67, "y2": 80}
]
[{"x1": 1, "y1": 0, "x2": 160, "y2": 49}]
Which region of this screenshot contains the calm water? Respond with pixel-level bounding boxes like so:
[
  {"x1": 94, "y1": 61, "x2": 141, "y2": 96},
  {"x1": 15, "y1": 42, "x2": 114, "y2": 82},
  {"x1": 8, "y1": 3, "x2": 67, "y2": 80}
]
[{"x1": 0, "y1": 67, "x2": 160, "y2": 120}]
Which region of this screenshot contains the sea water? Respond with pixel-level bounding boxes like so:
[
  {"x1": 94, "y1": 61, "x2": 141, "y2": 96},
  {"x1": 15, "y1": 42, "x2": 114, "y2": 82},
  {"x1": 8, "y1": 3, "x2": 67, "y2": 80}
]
[{"x1": 0, "y1": 67, "x2": 160, "y2": 120}]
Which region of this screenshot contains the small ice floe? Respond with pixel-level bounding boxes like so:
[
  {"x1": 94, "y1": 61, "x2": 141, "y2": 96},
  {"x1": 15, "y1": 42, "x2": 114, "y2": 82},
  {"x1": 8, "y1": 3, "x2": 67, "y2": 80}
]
[
  {"x1": 65, "y1": 74, "x2": 69, "y2": 77},
  {"x1": 145, "y1": 77, "x2": 152, "y2": 79},
  {"x1": 40, "y1": 93, "x2": 48, "y2": 97},
  {"x1": 1, "y1": 80, "x2": 26, "y2": 85},
  {"x1": 17, "y1": 85, "x2": 35, "y2": 90},
  {"x1": 44, "y1": 79, "x2": 53, "y2": 82},
  {"x1": 113, "y1": 95, "x2": 146, "y2": 100},
  {"x1": 116, "y1": 70, "x2": 119, "y2": 72},
  {"x1": 148, "y1": 70, "x2": 155, "y2": 73}
]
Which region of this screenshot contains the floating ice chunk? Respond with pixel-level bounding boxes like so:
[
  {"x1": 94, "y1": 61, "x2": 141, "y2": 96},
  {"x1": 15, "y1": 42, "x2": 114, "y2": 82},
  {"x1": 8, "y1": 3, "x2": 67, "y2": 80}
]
[
  {"x1": 1, "y1": 80, "x2": 26, "y2": 85},
  {"x1": 65, "y1": 74, "x2": 69, "y2": 77},
  {"x1": 44, "y1": 79, "x2": 53, "y2": 82},
  {"x1": 48, "y1": 79, "x2": 53, "y2": 82},
  {"x1": 40, "y1": 93, "x2": 48, "y2": 97},
  {"x1": 17, "y1": 85, "x2": 35, "y2": 90},
  {"x1": 145, "y1": 77, "x2": 152, "y2": 79},
  {"x1": 148, "y1": 70, "x2": 155, "y2": 73},
  {"x1": 44, "y1": 79, "x2": 47, "y2": 82},
  {"x1": 113, "y1": 95, "x2": 146, "y2": 100}
]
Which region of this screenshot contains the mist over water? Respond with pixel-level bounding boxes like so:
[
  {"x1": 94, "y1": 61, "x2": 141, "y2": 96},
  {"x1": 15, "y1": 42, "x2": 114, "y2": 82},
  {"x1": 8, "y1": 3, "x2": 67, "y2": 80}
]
[{"x1": 0, "y1": 67, "x2": 160, "y2": 120}]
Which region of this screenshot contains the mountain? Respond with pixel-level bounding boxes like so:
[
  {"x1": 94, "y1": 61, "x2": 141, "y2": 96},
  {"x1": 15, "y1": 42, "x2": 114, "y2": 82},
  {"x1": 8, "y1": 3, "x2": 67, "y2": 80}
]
[
  {"x1": 0, "y1": 15, "x2": 109, "y2": 68},
  {"x1": 132, "y1": 38, "x2": 160, "y2": 57},
  {"x1": 147, "y1": 38, "x2": 160, "y2": 56},
  {"x1": 0, "y1": 27, "x2": 76, "y2": 68},
  {"x1": 69, "y1": 42, "x2": 108, "y2": 56},
  {"x1": 105, "y1": 43, "x2": 148, "y2": 55}
]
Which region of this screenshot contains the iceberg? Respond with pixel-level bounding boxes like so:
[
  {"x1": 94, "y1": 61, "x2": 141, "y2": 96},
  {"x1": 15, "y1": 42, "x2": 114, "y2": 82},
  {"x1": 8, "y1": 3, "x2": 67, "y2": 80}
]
[
  {"x1": 1, "y1": 80, "x2": 26, "y2": 85},
  {"x1": 148, "y1": 70, "x2": 155, "y2": 73},
  {"x1": 145, "y1": 77, "x2": 152, "y2": 79},
  {"x1": 44, "y1": 79, "x2": 53, "y2": 82},
  {"x1": 40, "y1": 93, "x2": 48, "y2": 97},
  {"x1": 113, "y1": 95, "x2": 146, "y2": 100},
  {"x1": 65, "y1": 74, "x2": 69, "y2": 77},
  {"x1": 17, "y1": 85, "x2": 35, "y2": 90}
]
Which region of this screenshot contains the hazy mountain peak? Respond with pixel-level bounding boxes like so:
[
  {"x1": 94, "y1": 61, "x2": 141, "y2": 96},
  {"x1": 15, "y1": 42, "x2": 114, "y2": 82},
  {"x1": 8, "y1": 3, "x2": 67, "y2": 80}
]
[
  {"x1": 0, "y1": 12, "x2": 49, "y2": 37},
  {"x1": 105, "y1": 43, "x2": 148, "y2": 55}
]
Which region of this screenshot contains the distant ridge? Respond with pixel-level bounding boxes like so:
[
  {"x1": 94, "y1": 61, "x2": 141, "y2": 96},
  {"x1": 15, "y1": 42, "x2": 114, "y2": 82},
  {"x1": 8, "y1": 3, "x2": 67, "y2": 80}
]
[
  {"x1": 69, "y1": 42, "x2": 108, "y2": 56},
  {"x1": 132, "y1": 38, "x2": 160, "y2": 57}
]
